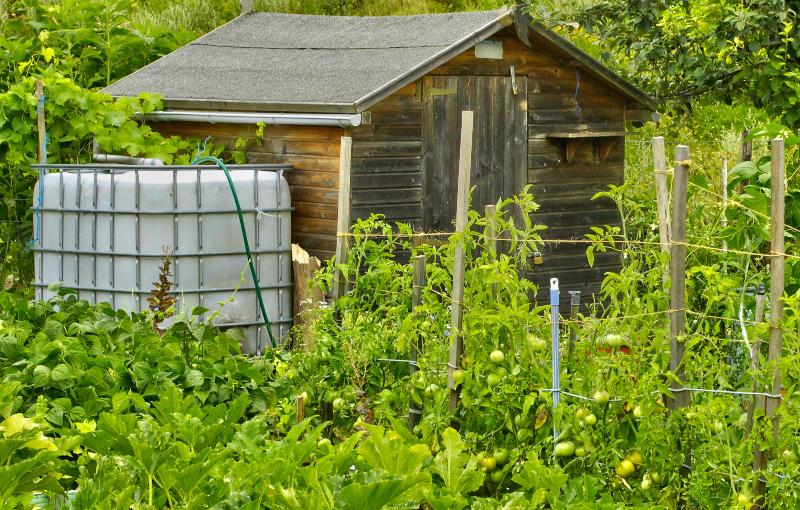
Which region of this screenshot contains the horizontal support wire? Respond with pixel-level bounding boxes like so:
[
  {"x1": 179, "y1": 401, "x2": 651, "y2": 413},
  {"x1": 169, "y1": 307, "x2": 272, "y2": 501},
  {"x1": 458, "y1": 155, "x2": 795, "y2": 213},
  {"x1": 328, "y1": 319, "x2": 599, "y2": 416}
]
[
  {"x1": 332, "y1": 232, "x2": 800, "y2": 260},
  {"x1": 374, "y1": 357, "x2": 783, "y2": 401}
]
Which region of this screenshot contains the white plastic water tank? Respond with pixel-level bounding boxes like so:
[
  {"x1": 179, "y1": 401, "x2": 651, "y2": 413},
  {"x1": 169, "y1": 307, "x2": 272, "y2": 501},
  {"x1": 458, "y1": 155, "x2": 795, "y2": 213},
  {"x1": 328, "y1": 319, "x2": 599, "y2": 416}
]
[{"x1": 32, "y1": 164, "x2": 293, "y2": 353}]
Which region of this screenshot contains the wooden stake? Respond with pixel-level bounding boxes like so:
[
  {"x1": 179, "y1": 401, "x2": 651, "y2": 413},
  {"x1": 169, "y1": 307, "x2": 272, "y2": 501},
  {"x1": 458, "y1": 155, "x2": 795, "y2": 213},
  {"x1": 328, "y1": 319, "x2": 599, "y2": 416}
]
[
  {"x1": 668, "y1": 145, "x2": 690, "y2": 410},
  {"x1": 333, "y1": 136, "x2": 352, "y2": 304},
  {"x1": 296, "y1": 394, "x2": 305, "y2": 423},
  {"x1": 291, "y1": 244, "x2": 323, "y2": 350},
  {"x1": 738, "y1": 130, "x2": 752, "y2": 193},
  {"x1": 754, "y1": 138, "x2": 785, "y2": 506},
  {"x1": 36, "y1": 80, "x2": 46, "y2": 164},
  {"x1": 485, "y1": 204, "x2": 497, "y2": 258},
  {"x1": 409, "y1": 255, "x2": 426, "y2": 430},
  {"x1": 448, "y1": 111, "x2": 474, "y2": 415},
  {"x1": 566, "y1": 291, "x2": 580, "y2": 375},
  {"x1": 652, "y1": 137, "x2": 670, "y2": 286},
  {"x1": 766, "y1": 137, "x2": 785, "y2": 429},
  {"x1": 746, "y1": 283, "x2": 766, "y2": 435}
]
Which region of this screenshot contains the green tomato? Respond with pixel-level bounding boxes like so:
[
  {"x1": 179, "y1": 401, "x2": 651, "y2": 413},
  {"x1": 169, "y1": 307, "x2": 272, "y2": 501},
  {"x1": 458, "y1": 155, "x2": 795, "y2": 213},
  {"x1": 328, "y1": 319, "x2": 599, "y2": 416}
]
[
  {"x1": 633, "y1": 405, "x2": 643, "y2": 419},
  {"x1": 317, "y1": 437, "x2": 332, "y2": 449},
  {"x1": 574, "y1": 447, "x2": 587, "y2": 457},
  {"x1": 493, "y1": 448, "x2": 509, "y2": 465},
  {"x1": 583, "y1": 413, "x2": 597, "y2": 426},
  {"x1": 513, "y1": 414, "x2": 525, "y2": 428},
  {"x1": 424, "y1": 384, "x2": 439, "y2": 399},
  {"x1": 641, "y1": 478, "x2": 651, "y2": 490},
  {"x1": 554, "y1": 441, "x2": 576, "y2": 457},
  {"x1": 516, "y1": 428, "x2": 532, "y2": 442},
  {"x1": 593, "y1": 390, "x2": 610, "y2": 405},
  {"x1": 487, "y1": 373, "x2": 502, "y2": 388},
  {"x1": 575, "y1": 408, "x2": 589, "y2": 419},
  {"x1": 490, "y1": 469, "x2": 504, "y2": 483},
  {"x1": 480, "y1": 456, "x2": 497, "y2": 472},
  {"x1": 782, "y1": 449, "x2": 798, "y2": 463},
  {"x1": 527, "y1": 333, "x2": 547, "y2": 351},
  {"x1": 616, "y1": 459, "x2": 635, "y2": 478},
  {"x1": 452, "y1": 369, "x2": 466, "y2": 385},
  {"x1": 605, "y1": 333, "x2": 624, "y2": 348},
  {"x1": 490, "y1": 350, "x2": 505, "y2": 364},
  {"x1": 494, "y1": 367, "x2": 508, "y2": 378},
  {"x1": 332, "y1": 398, "x2": 344, "y2": 411},
  {"x1": 412, "y1": 425, "x2": 423, "y2": 437}
]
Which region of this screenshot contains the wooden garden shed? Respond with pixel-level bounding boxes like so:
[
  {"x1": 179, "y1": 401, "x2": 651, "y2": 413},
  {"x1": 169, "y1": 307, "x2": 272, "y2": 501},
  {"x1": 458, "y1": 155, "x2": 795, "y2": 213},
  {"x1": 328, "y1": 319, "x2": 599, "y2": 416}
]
[{"x1": 103, "y1": 5, "x2": 656, "y2": 306}]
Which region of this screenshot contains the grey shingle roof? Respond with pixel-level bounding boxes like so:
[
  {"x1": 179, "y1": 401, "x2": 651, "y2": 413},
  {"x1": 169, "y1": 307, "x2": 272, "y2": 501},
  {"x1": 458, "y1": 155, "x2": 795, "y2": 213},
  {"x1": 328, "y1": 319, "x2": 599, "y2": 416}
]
[
  {"x1": 103, "y1": 9, "x2": 510, "y2": 111},
  {"x1": 102, "y1": 8, "x2": 655, "y2": 113}
]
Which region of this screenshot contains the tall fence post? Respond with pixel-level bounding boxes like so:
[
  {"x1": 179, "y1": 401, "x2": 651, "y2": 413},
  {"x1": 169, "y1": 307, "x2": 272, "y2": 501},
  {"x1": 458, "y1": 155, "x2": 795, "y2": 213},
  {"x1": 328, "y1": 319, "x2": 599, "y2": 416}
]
[
  {"x1": 409, "y1": 255, "x2": 426, "y2": 430},
  {"x1": 668, "y1": 145, "x2": 690, "y2": 410},
  {"x1": 333, "y1": 136, "x2": 352, "y2": 305},
  {"x1": 766, "y1": 137, "x2": 785, "y2": 437},
  {"x1": 652, "y1": 137, "x2": 671, "y2": 288},
  {"x1": 754, "y1": 138, "x2": 785, "y2": 505},
  {"x1": 448, "y1": 111, "x2": 474, "y2": 415}
]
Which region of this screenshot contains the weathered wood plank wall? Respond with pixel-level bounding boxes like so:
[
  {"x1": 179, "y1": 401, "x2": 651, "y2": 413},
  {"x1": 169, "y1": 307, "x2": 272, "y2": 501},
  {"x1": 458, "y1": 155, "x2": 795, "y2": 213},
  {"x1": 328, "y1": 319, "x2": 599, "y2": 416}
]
[
  {"x1": 150, "y1": 122, "x2": 344, "y2": 260},
  {"x1": 350, "y1": 84, "x2": 424, "y2": 226},
  {"x1": 354, "y1": 26, "x2": 626, "y2": 306}
]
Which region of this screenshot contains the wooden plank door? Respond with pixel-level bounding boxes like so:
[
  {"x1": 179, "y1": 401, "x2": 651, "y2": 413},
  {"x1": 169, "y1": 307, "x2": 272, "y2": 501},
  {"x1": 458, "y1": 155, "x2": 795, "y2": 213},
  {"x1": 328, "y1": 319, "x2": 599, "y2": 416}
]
[{"x1": 421, "y1": 75, "x2": 527, "y2": 232}]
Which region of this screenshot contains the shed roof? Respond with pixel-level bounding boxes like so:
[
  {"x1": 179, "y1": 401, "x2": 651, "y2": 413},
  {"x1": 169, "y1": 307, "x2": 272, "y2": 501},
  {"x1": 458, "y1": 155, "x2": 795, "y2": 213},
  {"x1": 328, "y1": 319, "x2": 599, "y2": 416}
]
[{"x1": 103, "y1": 7, "x2": 655, "y2": 114}]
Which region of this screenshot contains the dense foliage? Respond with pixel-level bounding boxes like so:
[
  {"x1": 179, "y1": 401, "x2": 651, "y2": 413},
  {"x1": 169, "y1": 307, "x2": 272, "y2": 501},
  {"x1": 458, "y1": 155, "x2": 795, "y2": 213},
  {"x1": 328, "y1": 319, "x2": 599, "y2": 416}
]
[
  {"x1": 533, "y1": 0, "x2": 800, "y2": 127},
  {"x1": 2, "y1": 0, "x2": 800, "y2": 508},
  {"x1": 3, "y1": 175, "x2": 800, "y2": 507}
]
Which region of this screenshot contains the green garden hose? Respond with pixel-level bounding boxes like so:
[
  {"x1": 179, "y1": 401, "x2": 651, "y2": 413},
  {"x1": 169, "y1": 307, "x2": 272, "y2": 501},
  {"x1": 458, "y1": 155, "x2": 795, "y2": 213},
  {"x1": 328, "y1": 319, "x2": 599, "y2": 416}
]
[{"x1": 191, "y1": 156, "x2": 277, "y2": 352}]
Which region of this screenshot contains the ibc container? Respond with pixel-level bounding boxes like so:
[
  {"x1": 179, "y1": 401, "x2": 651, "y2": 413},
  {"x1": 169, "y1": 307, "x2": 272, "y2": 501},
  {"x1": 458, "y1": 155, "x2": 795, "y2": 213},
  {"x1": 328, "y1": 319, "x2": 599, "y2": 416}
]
[{"x1": 32, "y1": 163, "x2": 293, "y2": 353}]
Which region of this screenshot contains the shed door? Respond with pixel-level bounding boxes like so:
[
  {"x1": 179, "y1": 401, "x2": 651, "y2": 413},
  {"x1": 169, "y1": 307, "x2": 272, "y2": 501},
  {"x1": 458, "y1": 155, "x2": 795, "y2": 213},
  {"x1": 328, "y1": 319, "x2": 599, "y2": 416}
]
[{"x1": 421, "y1": 75, "x2": 528, "y2": 231}]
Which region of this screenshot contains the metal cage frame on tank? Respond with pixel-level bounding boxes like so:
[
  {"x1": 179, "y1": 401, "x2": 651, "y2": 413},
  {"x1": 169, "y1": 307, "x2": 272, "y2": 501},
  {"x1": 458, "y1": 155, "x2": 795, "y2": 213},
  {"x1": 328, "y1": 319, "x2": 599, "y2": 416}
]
[{"x1": 31, "y1": 163, "x2": 294, "y2": 353}]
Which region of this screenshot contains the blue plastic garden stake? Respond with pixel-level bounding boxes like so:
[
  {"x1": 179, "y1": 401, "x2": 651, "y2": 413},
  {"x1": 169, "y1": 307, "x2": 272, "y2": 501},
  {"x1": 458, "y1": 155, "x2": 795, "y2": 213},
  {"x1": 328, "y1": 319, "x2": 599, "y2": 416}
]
[{"x1": 550, "y1": 277, "x2": 560, "y2": 446}]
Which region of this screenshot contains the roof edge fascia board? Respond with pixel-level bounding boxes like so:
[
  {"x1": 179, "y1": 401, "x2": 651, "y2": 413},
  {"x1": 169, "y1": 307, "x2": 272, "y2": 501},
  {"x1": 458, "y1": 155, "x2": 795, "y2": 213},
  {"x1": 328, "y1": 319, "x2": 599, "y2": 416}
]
[
  {"x1": 139, "y1": 98, "x2": 360, "y2": 114},
  {"x1": 353, "y1": 7, "x2": 515, "y2": 112},
  {"x1": 143, "y1": 110, "x2": 362, "y2": 127}
]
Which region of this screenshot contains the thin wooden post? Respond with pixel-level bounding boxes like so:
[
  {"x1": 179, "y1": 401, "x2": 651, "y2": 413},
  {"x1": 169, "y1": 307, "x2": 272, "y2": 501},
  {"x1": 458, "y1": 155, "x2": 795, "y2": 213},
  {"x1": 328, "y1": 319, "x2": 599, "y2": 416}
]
[
  {"x1": 766, "y1": 137, "x2": 785, "y2": 430},
  {"x1": 652, "y1": 137, "x2": 670, "y2": 286},
  {"x1": 740, "y1": 130, "x2": 753, "y2": 163},
  {"x1": 746, "y1": 283, "x2": 766, "y2": 435},
  {"x1": 485, "y1": 204, "x2": 497, "y2": 258},
  {"x1": 738, "y1": 130, "x2": 752, "y2": 193},
  {"x1": 721, "y1": 157, "x2": 728, "y2": 254},
  {"x1": 296, "y1": 394, "x2": 305, "y2": 423},
  {"x1": 566, "y1": 291, "x2": 580, "y2": 374},
  {"x1": 668, "y1": 145, "x2": 690, "y2": 410},
  {"x1": 333, "y1": 136, "x2": 352, "y2": 304},
  {"x1": 409, "y1": 255, "x2": 426, "y2": 430},
  {"x1": 291, "y1": 244, "x2": 323, "y2": 350},
  {"x1": 754, "y1": 138, "x2": 785, "y2": 506},
  {"x1": 36, "y1": 80, "x2": 46, "y2": 164},
  {"x1": 448, "y1": 111, "x2": 474, "y2": 415}
]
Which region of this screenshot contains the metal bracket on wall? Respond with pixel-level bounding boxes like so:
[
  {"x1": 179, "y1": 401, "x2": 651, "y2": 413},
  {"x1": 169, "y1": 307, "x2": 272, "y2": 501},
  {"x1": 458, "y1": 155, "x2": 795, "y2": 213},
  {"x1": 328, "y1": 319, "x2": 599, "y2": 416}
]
[{"x1": 510, "y1": 65, "x2": 520, "y2": 95}]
